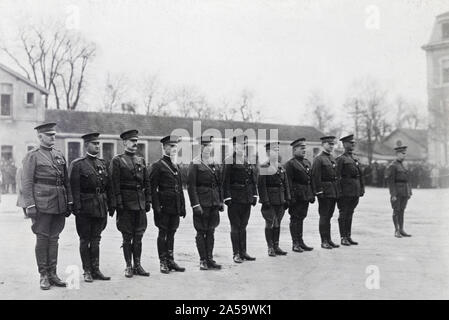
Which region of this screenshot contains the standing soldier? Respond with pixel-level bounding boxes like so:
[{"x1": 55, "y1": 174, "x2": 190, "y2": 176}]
[
  {"x1": 311, "y1": 136, "x2": 340, "y2": 250},
  {"x1": 69, "y1": 133, "x2": 114, "y2": 282},
  {"x1": 223, "y1": 134, "x2": 257, "y2": 263},
  {"x1": 336, "y1": 134, "x2": 364, "y2": 246},
  {"x1": 110, "y1": 129, "x2": 151, "y2": 278},
  {"x1": 149, "y1": 135, "x2": 186, "y2": 274},
  {"x1": 258, "y1": 141, "x2": 291, "y2": 257},
  {"x1": 284, "y1": 138, "x2": 314, "y2": 253},
  {"x1": 22, "y1": 123, "x2": 73, "y2": 290},
  {"x1": 187, "y1": 136, "x2": 224, "y2": 270},
  {"x1": 387, "y1": 146, "x2": 412, "y2": 238}
]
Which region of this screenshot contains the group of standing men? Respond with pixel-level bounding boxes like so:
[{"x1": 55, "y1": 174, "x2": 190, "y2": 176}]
[{"x1": 21, "y1": 122, "x2": 413, "y2": 291}]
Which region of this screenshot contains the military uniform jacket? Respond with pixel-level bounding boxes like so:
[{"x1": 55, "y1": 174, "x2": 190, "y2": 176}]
[
  {"x1": 222, "y1": 154, "x2": 258, "y2": 204},
  {"x1": 284, "y1": 157, "x2": 314, "y2": 203},
  {"x1": 21, "y1": 146, "x2": 73, "y2": 215},
  {"x1": 387, "y1": 160, "x2": 412, "y2": 198},
  {"x1": 149, "y1": 156, "x2": 186, "y2": 216},
  {"x1": 69, "y1": 155, "x2": 114, "y2": 218},
  {"x1": 110, "y1": 152, "x2": 151, "y2": 211},
  {"x1": 336, "y1": 152, "x2": 365, "y2": 197},
  {"x1": 311, "y1": 151, "x2": 340, "y2": 199},
  {"x1": 187, "y1": 158, "x2": 223, "y2": 208},
  {"x1": 257, "y1": 162, "x2": 291, "y2": 205}
]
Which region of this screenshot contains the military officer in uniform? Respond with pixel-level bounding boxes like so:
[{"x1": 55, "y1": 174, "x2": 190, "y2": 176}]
[
  {"x1": 149, "y1": 135, "x2": 186, "y2": 274},
  {"x1": 187, "y1": 135, "x2": 224, "y2": 270},
  {"x1": 110, "y1": 129, "x2": 151, "y2": 278},
  {"x1": 387, "y1": 146, "x2": 412, "y2": 238},
  {"x1": 284, "y1": 138, "x2": 314, "y2": 253},
  {"x1": 257, "y1": 141, "x2": 291, "y2": 257},
  {"x1": 336, "y1": 134, "x2": 364, "y2": 246},
  {"x1": 223, "y1": 134, "x2": 257, "y2": 263},
  {"x1": 311, "y1": 136, "x2": 340, "y2": 250},
  {"x1": 69, "y1": 133, "x2": 114, "y2": 282},
  {"x1": 22, "y1": 123, "x2": 73, "y2": 290}
]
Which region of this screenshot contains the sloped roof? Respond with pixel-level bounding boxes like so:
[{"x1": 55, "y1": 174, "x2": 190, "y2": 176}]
[
  {"x1": 44, "y1": 109, "x2": 324, "y2": 142},
  {"x1": 386, "y1": 128, "x2": 427, "y2": 148},
  {"x1": 357, "y1": 140, "x2": 424, "y2": 160},
  {"x1": 0, "y1": 62, "x2": 50, "y2": 94}
]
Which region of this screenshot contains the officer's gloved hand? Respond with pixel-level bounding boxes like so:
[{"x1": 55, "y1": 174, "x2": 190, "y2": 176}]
[
  {"x1": 65, "y1": 203, "x2": 73, "y2": 217},
  {"x1": 26, "y1": 207, "x2": 38, "y2": 219},
  {"x1": 309, "y1": 197, "x2": 315, "y2": 204},
  {"x1": 224, "y1": 199, "x2": 232, "y2": 206},
  {"x1": 219, "y1": 203, "x2": 224, "y2": 212},
  {"x1": 251, "y1": 197, "x2": 257, "y2": 206},
  {"x1": 193, "y1": 205, "x2": 203, "y2": 215},
  {"x1": 145, "y1": 202, "x2": 151, "y2": 213},
  {"x1": 108, "y1": 208, "x2": 116, "y2": 217}
]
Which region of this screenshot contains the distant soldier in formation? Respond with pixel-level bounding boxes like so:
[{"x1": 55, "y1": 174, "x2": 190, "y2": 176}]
[
  {"x1": 284, "y1": 138, "x2": 314, "y2": 252},
  {"x1": 187, "y1": 136, "x2": 224, "y2": 270},
  {"x1": 387, "y1": 146, "x2": 412, "y2": 238},
  {"x1": 69, "y1": 133, "x2": 114, "y2": 282},
  {"x1": 311, "y1": 136, "x2": 340, "y2": 250},
  {"x1": 110, "y1": 129, "x2": 151, "y2": 278},
  {"x1": 258, "y1": 141, "x2": 291, "y2": 257},
  {"x1": 22, "y1": 123, "x2": 73, "y2": 290},
  {"x1": 149, "y1": 135, "x2": 186, "y2": 274},
  {"x1": 336, "y1": 134, "x2": 364, "y2": 246},
  {"x1": 223, "y1": 134, "x2": 257, "y2": 263}
]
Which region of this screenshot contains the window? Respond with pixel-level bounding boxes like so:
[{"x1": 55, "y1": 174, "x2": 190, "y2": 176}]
[
  {"x1": 443, "y1": 22, "x2": 449, "y2": 39},
  {"x1": 67, "y1": 141, "x2": 81, "y2": 165},
  {"x1": 1, "y1": 145, "x2": 13, "y2": 161},
  {"x1": 1, "y1": 83, "x2": 13, "y2": 116},
  {"x1": 442, "y1": 59, "x2": 449, "y2": 84},
  {"x1": 26, "y1": 92, "x2": 34, "y2": 105},
  {"x1": 101, "y1": 142, "x2": 115, "y2": 163},
  {"x1": 137, "y1": 143, "x2": 147, "y2": 161}
]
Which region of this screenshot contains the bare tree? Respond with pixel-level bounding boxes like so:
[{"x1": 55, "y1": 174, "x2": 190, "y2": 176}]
[
  {"x1": 216, "y1": 97, "x2": 238, "y2": 121},
  {"x1": 0, "y1": 21, "x2": 96, "y2": 109},
  {"x1": 140, "y1": 73, "x2": 159, "y2": 115},
  {"x1": 305, "y1": 89, "x2": 335, "y2": 133},
  {"x1": 237, "y1": 90, "x2": 261, "y2": 122},
  {"x1": 345, "y1": 76, "x2": 392, "y2": 164},
  {"x1": 102, "y1": 73, "x2": 128, "y2": 113},
  {"x1": 394, "y1": 96, "x2": 426, "y2": 129}
]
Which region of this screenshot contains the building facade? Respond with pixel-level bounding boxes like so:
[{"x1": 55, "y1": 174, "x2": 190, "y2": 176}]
[
  {"x1": 422, "y1": 12, "x2": 449, "y2": 167},
  {"x1": 0, "y1": 63, "x2": 48, "y2": 166}
]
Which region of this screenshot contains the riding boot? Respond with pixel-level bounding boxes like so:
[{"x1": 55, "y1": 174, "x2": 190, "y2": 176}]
[
  {"x1": 47, "y1": 238, "x2": 67, "y2": 287},
  {"x1": 273, "y1": 227, "x2": 287, "y2": 255},
  {"x1": 122, "y1": 241, "x2": 134, "y2": 277},
  {"x1": 239, "y1": 230, "x2": 255, "y2": 260},
  {"x1": 265, "y1": 228, "x2": 276, "y2": 256},
  {"x1": 133, "y1": 240, "x2": 150, "y2": 276},
  {"x1": 90, "y1": 243, "x2": 110, "y2": 280},
  {"x1": 206, "y1": 231, "x2": 221, "y2": 269}
]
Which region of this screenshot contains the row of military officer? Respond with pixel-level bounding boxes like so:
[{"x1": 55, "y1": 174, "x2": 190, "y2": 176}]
[{"x1": 22, "y1": 123, "x2": 413, "y2": 290}]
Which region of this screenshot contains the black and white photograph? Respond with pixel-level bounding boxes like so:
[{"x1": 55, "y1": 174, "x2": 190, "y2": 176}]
[{"x1": 0, "y1": 0, "x2": 448, "y2": 306}]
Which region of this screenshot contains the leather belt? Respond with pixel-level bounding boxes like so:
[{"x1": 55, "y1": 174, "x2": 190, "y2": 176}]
[
  {"x1": 159, "y1": 185, "x2": 180, "y2": 192},
  {"x1": 120, "y1": 184, "x2": 144, "y2": 191},
  {"x1": 34, "y1": 178, "x2": 64, "y2": 186},
  {"x1": 81, "y1": 187, "x2": 106, "y2": 195}
]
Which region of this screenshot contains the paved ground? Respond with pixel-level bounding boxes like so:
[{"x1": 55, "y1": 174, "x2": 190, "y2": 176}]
[{"x1": 0, "y1": 187, "x2": 448, "y2": 300}]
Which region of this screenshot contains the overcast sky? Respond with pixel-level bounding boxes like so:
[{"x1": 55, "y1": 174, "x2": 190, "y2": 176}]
[{"x1": 1, "y1": 0, "x2": 449, "y2": 125}]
